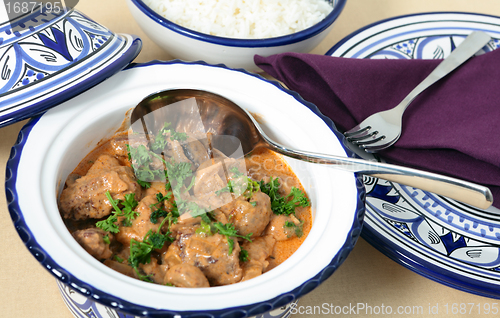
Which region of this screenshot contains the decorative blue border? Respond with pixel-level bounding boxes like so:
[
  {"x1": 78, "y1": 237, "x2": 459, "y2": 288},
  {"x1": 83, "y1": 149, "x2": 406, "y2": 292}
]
[
  {"x1": 5, "y1": 60, "x2": 365, "y2": 317},
  {"x1": 326, "y1": 11, "x2": 500, "y2": 299},
  {"x1": 0, "y1": 6, "x2": 66, "y2": 47},
  {"x1": 0, "y1": 34, "x2": 142, "y2": 128},
  {"x1": 0, "y1": 10, "x2": 143, "y2": 129},
  {"x1": 129, "y1": 0, "x2": 346, "y2": 48},
  {"x1": 326, "y1": 11, "x2": 500, "y2": 56},
  {"x1": 362, "y1": 212, "x2": 500, "y2": 299}
]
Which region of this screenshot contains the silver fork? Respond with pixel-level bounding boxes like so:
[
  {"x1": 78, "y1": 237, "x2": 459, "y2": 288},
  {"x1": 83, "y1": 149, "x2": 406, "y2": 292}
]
[{"x1": 344, "y1": 31, "x2": 491, "y2": 152}]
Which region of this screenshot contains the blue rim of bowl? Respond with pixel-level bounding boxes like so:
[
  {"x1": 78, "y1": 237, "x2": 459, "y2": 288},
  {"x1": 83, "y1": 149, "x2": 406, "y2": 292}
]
[
  {"x1": 6, "y1": 59, "x2": 365, "y2": 317},
  {"x1": 325, "y1": 11, "x2": 500, "y2": 299},
  {"x1": 129, "y1": 0, "x2": 346, "y2": 48}
]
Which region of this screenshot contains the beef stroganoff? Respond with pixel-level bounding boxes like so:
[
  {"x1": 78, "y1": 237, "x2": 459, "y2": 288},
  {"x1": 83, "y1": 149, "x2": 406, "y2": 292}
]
[{"x1": 59, "y1": 116, "x2": 312, "y2": 288}]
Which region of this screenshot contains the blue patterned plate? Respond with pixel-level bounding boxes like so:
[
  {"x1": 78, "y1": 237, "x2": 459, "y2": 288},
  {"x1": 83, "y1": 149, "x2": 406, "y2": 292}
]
[
  {"x1": 0, "y1": 7, "x2": 142, "y2": 128},
  {"x1": 327, "y1": 12, "x2": 500, "y2": 299}
]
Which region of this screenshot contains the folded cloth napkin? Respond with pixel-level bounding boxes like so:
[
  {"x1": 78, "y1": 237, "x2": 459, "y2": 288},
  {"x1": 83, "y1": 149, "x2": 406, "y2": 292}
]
[{"x1": 255, "y1": 49, "x2": 500, "y2": 209}]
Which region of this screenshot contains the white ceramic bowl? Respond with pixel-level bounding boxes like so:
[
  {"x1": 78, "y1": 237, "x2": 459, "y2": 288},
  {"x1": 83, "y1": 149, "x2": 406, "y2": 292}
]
[
  {"x1": 125, "y1": 0, "x2": 346, "y2": 71},
  {"x1": 6, "y1": 60, "x2": 364, "y2": 317}
]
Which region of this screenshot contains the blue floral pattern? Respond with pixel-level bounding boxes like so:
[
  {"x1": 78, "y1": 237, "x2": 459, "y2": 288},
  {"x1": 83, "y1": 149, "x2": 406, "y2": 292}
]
[
  {"x1": 328, "y1": 12, "x2": 500, "y2": 299},
  {"x1": 56, "y1": 280, "x2": 297, "y2": 318},
  {"x1": 0, "y1": 8, "x2": 142, "y2": 128}
]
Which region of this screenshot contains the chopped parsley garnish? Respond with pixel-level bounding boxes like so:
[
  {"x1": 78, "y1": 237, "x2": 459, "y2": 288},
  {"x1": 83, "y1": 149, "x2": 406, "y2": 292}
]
[
  {"x1": 213, "y1": 222, "x2": 252, "y2": 255},
  {"x1": 128, "y1": 137, "x2": 210, "y2": 220},
  {"x1": 128, "y1": 216, "x2": 174, "y2": 282},
  {"x1": 215, "y1": 166, "x2": 260, "y2": 198},
  {"x1": 295, "y1": 223, "x2": 304, "y2": 238},
  {"x1": 239, "y1": 248, "x2": 249, "y2": 262},
  {"x1": 137, "y1": 179, "x2": 152, "y2": 188},
  {"x1": 170, "y1": 131, "x2": 188, "y2": 142},
  {"x1": 96, "y1": 214, "x2": 119, "y2": 233},
  {"x1": 150, "y1": 122, "x2": 188, "y2": 153},
  {"x1": 126, "y1": 144, "x2": 164, "y2": 186},
  {"x1": 150, "y1": 122, "x2": 172, "y2": 153},
  {"x1": 149, "y1": 206, "x2": 168, "y2": 224},
  {"x1": 156, "y1": 192, "x2": 171, "y2": 203},
  {"x1": 195, "y1": 220, "x2": 212, "y2": 236},
  {"x1": 96, "y1": 191, "x2": 139, "y2": 233},
  {"x1": 229, "y1": 166, "x2": 243, "y2": 177},
  {"x1": 215, "y1": 179, "x2": 237, "y2": 195},
  {"x1": 245, "y1": 179, "x2": 260, "y2": 198},
  {"x1": 194, "y1": 221, "x2": 252, "y2": 256},
  {"x1": 149, "y1": 192, "x2": 173, "y2": 224},
  {"x1": 283, "y1": 219, "x2": 304, "y2": 238},
  {"x1": 103, "y1": 234, "x2": 110, "y2": 245},
  {"x1": 164, "y1": 160, "x2": 195, "y2": 193},
  {"x1": 186, "y1": 201, "x2": 209, "y2": 220},
  {"x1": 259, "y1": 177, "x2": 310, "y2": 215}
]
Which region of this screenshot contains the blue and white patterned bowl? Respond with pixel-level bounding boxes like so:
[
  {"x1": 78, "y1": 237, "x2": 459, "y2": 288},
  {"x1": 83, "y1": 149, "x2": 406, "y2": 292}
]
[
  {"x1": 327, "y1": 12, "x2": 500, "y2": 299},
  {"x1": 5, "y1": 60, "x2": 365, "y2": 317},
  {"x1": 56, "y1": 279, "x2": 299, "y2": 318},
  {"x1": 125, "y1": 0, "x2": 346, "y2": 71},
  {"x1": 0, "y1": 6, "x2": 142, "y2": 128}
]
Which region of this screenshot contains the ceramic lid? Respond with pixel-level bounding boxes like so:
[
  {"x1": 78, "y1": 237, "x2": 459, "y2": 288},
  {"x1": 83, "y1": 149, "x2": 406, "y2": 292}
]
[{"x1": 0, "y1": 5, "x2": 142, "y2": 128}]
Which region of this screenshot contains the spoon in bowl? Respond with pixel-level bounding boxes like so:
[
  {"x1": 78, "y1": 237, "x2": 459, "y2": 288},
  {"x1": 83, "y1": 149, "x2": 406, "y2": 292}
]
[{"x1": 130, "y1": 89, "x2": 493, "y2": 210}]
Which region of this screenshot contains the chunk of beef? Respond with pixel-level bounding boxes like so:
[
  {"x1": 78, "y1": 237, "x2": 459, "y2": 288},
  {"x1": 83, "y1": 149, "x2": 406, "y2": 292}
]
[
  {"x1": 219, "y1": 192, "x2": 272, "y2": 238},
  {"x1": 193, "y1": 160, "x2": 233, "y2": 210},
  {"x1": 143, "y1": 181, "x2": 171, "y2": 198},
  {"x1": 104, "y1": 259, "x2": 135, "y2": 278},
  {"x1": 241, "y1": 235, "x2": 276, "y2": 281},
  {"x1": 140, "y1": 258, "x2": 169, "y2": 284},
  {"x1": 115, "y1": 195, "x2": 164, "y2": 246},
  {"x1": 163, "y1": 227, "x2": 242, "y2": 286},
  {"x1": 72, "y1": 228, "x2": 113, "y2": 260},
  {"x1": 109, "y1": 134, "x2": 149, "y2": 162},
  {"x1": 166, "y1": 264, "x2": 210, "y2": 288},
  {"x1": 163, "y1": 241, "x2": 183, "y2": 267},
  {"x1": 181, "y1": 136, "x2": 210, "y2": 168},
  {"x1": 170, "y1": 216, "x2": 202, "y2": 237},
  {"x1": 59, "y1": 155, "x2": 141, "y2": 220},
  {"x1": 265, "y1": 214, "x2": 302, "y2": 241},
  {"x1": 169, "y1": 140, "x2": 193, "y2": 166}
]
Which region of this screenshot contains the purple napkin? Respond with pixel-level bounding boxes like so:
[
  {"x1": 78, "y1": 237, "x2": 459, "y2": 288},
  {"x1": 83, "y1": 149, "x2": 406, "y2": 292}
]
[{"x1": 255, "y1": 50, "x2": 500, "y2": 208}]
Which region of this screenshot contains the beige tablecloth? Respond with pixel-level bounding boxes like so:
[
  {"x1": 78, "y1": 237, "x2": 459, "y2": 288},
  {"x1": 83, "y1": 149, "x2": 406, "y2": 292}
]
[{"x1": 2, "y1": 1, "x2": 500, "y2": 317}]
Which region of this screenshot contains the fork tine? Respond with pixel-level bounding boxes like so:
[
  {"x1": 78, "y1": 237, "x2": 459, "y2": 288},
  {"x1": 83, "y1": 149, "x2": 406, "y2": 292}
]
[
  {"x1": 352, "y1": 133, "x2": 385, "y2": 145},
  {"x1": 358, "y1": 136, "x2": 399, "y2": 152},
  {"x1": 344, "y1": 125, "x2": 370, "y2": 137},
  {"x1": 347, "y1": 129, "x2": 380, "y2": 142}
]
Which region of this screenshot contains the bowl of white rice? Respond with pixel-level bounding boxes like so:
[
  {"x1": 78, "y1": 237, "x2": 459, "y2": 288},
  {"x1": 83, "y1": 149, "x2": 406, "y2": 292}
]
[{"x1": 125, "y1": 0, "x2": 346, "y2": 71}]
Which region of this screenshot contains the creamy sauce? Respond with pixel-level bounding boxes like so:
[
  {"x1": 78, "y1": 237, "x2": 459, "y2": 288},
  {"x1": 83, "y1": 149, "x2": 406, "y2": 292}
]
[
  {"x1": 60, "y1": 130, "x2": 312, "y2": 286},
  {"x1": 245, "y1": 148, "x2": 311, "y2": 269}
]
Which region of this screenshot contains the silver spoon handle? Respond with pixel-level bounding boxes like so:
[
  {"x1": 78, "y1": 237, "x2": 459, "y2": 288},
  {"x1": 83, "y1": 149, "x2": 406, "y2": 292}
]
[{"x1": 264, "y1": 138, "x2": 493, "y2": 210}]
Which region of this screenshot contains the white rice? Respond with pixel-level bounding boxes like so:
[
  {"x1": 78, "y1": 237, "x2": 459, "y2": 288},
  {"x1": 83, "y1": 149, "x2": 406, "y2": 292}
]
[{"x1": 143, "y1": 0, "x2": 334, "y2": 39}]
